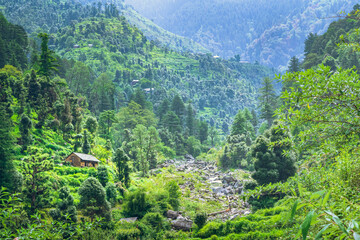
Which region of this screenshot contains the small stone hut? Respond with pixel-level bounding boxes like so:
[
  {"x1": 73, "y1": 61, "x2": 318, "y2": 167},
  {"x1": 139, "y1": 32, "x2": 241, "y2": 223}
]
[{"x1": 65, "y1": 152, "x2": 100, "y2": 168}]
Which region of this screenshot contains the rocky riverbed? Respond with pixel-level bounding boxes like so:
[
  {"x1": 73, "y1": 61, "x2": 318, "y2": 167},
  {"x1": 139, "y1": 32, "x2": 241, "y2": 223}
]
[{"x1": 154, "y1": 155, "x2": 252, "y2": 223}]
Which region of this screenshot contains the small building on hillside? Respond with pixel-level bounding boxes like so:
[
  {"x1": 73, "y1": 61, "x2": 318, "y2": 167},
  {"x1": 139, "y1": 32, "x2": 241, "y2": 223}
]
[
  {"x1": 65, "y1": 152, "x2": 100, "y2": 168},
  {"x1": 131, "y1": 80, "x2": 140, "y2": 86}
]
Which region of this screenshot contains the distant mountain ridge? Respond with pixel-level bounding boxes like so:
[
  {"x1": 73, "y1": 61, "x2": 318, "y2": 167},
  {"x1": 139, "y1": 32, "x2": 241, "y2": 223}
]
[{"x1": 125, "y1": 0, "x2": 359, "y2": 70}]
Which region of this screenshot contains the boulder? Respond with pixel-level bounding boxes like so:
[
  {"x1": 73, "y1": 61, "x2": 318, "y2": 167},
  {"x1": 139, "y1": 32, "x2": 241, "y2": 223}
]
[
  {"x1": 167, "y1": 210, "x2": 180, "y2": 220},
  {"x1": 171, "y1": 216, "x2": 193, "y2": 231}
]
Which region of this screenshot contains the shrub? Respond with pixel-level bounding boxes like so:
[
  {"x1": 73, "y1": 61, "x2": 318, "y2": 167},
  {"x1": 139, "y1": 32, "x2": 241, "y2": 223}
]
[
  {"x1": 122, "y1": 188, "x2": 150, "y2": 218},
  {"x1": 194, "y1": 212, "x2": 208, "y2": 230}
]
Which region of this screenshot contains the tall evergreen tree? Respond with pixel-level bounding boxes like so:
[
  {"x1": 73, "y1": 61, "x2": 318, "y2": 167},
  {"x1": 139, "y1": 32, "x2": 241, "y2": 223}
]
[
  {"x1": 78, "y1": 177, "x2": 111, "y2": 221},
  {"x1": 0, "y1": 102, "x2": 15, "y2": 190},
  {"x1": 231, "y1": 110, "x2": 247, "y2": 136},
  {"x1": 22, "y1": 148, "x2": 54, "y2": 213},
  {"x1": 259, "y1": 77, "x2": 277, "y2": 127},
  {"x1": 198, "y1": 121, "x2": 208, "y2": 144},
  {"x1": 186, "y1": 104, "x2": 195, "y2": 136},
  {"x1": 82, "y1": 130, "x2": 91, "y2": 154},
  {"x1": 37, "y1": 33, "x2": 58, "y2": 77},
  {"x1": 171, "y1": 94, "x2": 185, "y2": 119},
  {"x1": 250, "y1": 109, "x2": 258, "y2": 128},
  {"x1": 287, "y1": 56, "x2": 301, "y2": 73},
  {"x1": 163, "y1": 111, "x2": 182, "y2": 134},
  {"x1": 112, "y1": 148, "x2": 131, "y2": 188},
  {"x1": 131, "y1": 88, "x2": 147, "y2": 109},
  {"x1": 252, "y1": 123, "x2": 296, "y2": 185},
  {"x1": 158, "y1": 98, "x2": 170, "y2": 122}
]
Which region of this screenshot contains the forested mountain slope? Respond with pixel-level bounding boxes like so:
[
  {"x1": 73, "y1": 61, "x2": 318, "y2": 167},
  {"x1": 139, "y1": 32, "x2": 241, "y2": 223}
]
[
  {"x1": 125, "y1": 0, "x2": 358, "y2": 70},
  {"x1": 52, "y1": 15, "x2": 275, "y2": 132},
  {"x1": 0, "y1": 0, "x2": 209, "y2": 54}
]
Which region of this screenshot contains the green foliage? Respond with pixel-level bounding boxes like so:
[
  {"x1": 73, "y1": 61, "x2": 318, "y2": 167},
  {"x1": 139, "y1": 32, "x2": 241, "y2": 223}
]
[
  {"x1": 122, "y1": 188, "x2": 150, "y2": 218},
  {"x1": 141, "y1": 212, "x2": 169, "y2": 239},
  {"x1": 82, "y1": 130, "x2": 91, "y2": 154},
  {"x1": 194, "y1": 212, "x2": 208, "y2": 230},
  {"x1": 112, "y1": 148, "x2": 131, "y2": 188},
  {"x1": 78, "y1": 177, "x2": 111, "y2": 221},
  {"x1": 280, "y1": 65, "x2": 360, "y2": 151},
  {"x1": 252, "y1": 123, "x2": 296, "y2": 185},
  {"x1": 38, "y1": 33, "x2": 58, "y2": 77},
  {"x1": 186, "y1": 136, "x2": 202, "y2": 158},
  {"x1": 0, "y1": 96, "x2": 16, "y2": 190},
  {"x1": 97, "y1": 165, "x2": 109, "y2": 187},
  {"x1": 259, "y1": 77, "x2": 277, "y2": 127},
  {"x1": 85, "y1": 116, "x2": 98, "y2": 134},
  {"x1": 130, "y1": 125, "x2": 161, "y2": 175},
  {"x1": 105, "y1": 182, "x2": 118, "y2": 207},
  {"x1": 166, "y1": 180, "x2": 181, "y2": 211},
  {"x1": 49, "y1": 186, "x2": 77, "y2": 223},
  {"x1": 21, "y1": 147, "x2": 54, "y2": 213},
  {"x1": 0, "y1": 13, "x2": 27, "y2": 69}
]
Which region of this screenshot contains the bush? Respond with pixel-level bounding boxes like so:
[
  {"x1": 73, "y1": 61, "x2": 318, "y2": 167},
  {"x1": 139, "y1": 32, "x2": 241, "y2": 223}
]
[
  {"x1": 194, "y1": 212, "x2": 208, "y2": 230},
  {"x1": 122, "y1": 189, "x2": 150, "y2": 218}
]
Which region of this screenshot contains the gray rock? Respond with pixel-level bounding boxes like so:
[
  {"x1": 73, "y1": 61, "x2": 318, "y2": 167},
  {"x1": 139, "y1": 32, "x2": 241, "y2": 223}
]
[
  {"x1": 171, "y1": 216, "x2": 193, "y2": 231},
  {"x1": 167, "y1": 210, "x2": 180, "y2": 220}
]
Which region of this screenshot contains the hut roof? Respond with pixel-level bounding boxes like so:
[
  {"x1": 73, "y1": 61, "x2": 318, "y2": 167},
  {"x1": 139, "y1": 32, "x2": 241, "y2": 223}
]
[{"x1": 71, "y1": 152, "x2": 100, "y2": 162}]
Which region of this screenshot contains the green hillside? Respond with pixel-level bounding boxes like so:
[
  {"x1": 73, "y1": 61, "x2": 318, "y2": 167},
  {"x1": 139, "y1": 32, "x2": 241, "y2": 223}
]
[{"x1": 53, "y1": 16, "x2": 275, "y2": 132}]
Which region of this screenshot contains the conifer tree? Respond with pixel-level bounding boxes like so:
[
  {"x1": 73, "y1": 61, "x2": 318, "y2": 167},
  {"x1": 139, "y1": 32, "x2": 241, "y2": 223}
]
[
  {"x1": 85, "y1": 116, "x2": 98, "y2": 134},
  {"x1": 158, "y1": 98, "x2": 170, "y2": 122},
  {"x1": 0, "y1": 103, "x2": 15, "y2": 189},
  {"x1": 131, "y1": 88, "x2": 147, "y2": 109},
  {"x1": 38, "y1": 33, "x2": 58, "y2": 77},
  {"x1": 198, "y1": 121, "x2": 208, "y2": 144},
  {"x1": 163, "y1": 111, "x2": 182, "y2": 134},
  {"x1": 78, "y1": 177, "x2": 111, "y2": 221},
  {"x1": 19, "y1": 114, "x2": 32, "y2": 151},
  {"x1": 287, "y1": 56, "x2": 301, "y2": 73},
  {"x1": 186, "y1": 104, "x2": 195, "y2": 136},
  {"x1": 22, "y1": 148, "x2": 54, "y2": 213},
  {"x1": 112, "y1": 148, "x2": 131, "y2": 188},
  {"x1": 97, "y1": 165, "x2": 109, "y2": 187},
  {"x1": 252, "y1": 123, "x2": 296, "y2": 185},
  {"x1": 50, "y1": 186, "x2": 77, "y2": 223},
  {"x1": 82, "y1": 130, "x2": 91, "y2": 154},
  {"x1": 231, "y1": 110, "x2": 247, "y2": 136},
  {"x1": 259, "y1": 77, "x2": 277, "y2": 127},
  {"x1": 171, "y1": 94, "x2": 185, "y2": 119},
  {"x1": 251, "y1": 109, "x2": 258, "y2": 128}
]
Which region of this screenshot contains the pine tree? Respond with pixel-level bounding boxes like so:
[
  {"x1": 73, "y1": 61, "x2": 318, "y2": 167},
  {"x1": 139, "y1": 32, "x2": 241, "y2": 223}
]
[
  {"x1": 99, "y1": 110, "x2": 116, "y2": 138},
  {"x1": 131, "y1": 88, "x2": 147, "y2": 109},
  {"x1": 163, "y1": 111, "x2": 182, "y2": 134},
  {"x1": 252, "y1": 123, "x2": 296, "y2": 185},
  {"x1": 287, "y1": 56, "x2": 301, "y2": 73},
  {"x1": 112, "y1": 148, "x2": 131, "y2": 188},
  {"x1": 37, "y1": 33, "x2": 58, "y2": 77},
  {"x1": 19, "y1": 114, "x2": 32, "y2": 152},
  {"x1": 171, "y1": 94, "x2": 185, "y2": 119},
  {"x1": 0, "y1": 103, "x2": 15, "y2": 189},
  {"x1": 198, "y1": 121, "x2": 208, "y2": 144},
  {"x1": 158, "y1": 98, "x2": 170, "y2": 122},
  {"x1": 231, "y1": 110, "x2": 247, "y2": 136},
  {"x1": 78, "y1": 177, "x2": 111, "y2": 221},
  {"x1": 82, "y1": 130, "x2": 91, "y2": 154},
  {"x1": 259, "y1": 77, "x2": 277, "y2": 127},
  {"x1": 50, "y1": 186, "x2": 77, "y2": 223},
  {"x1": 22, "y1": 147, "x2": 54, "y2": 213},
  {"x1": 97, "y1": 165, "x2": 109, "y2": 187},
  {"x1": 250, "y1": 109, "x2": 258, "y2": 128},
  {"x1": 186, "y1": 104, "x2": 195, "y2": 136}
]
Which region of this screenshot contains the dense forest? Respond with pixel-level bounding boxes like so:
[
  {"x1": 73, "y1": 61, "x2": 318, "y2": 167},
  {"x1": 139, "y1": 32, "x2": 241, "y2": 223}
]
[
  {"x1": 0, "y1": 1, "x2": 360, "y2": 240},
  {"x1": 126, "y1": 0, "x2": 359, "y2": 70}
]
